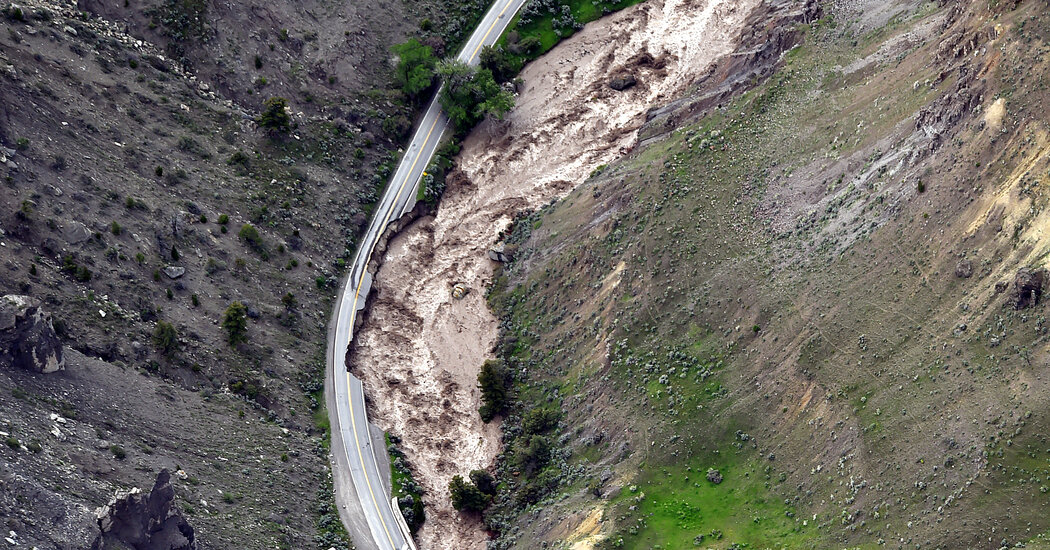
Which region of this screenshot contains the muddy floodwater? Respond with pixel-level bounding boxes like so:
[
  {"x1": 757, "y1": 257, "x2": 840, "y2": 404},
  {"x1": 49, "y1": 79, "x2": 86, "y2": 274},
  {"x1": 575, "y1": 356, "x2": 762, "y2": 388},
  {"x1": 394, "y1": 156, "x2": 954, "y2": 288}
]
[{"x1": 348, "y1": 0, "x2": 759, "y2": 547}]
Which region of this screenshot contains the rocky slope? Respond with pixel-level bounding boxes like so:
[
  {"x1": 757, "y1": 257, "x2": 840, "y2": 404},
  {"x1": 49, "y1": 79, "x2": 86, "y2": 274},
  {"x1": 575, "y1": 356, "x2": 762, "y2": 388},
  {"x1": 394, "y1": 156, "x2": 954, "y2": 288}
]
[
  {"x1": 0, "y1": 0, "x2": 439, "y2": 547},
  {"x1": 479, "y1": 0, "x2": 1050, "y2": 548}
]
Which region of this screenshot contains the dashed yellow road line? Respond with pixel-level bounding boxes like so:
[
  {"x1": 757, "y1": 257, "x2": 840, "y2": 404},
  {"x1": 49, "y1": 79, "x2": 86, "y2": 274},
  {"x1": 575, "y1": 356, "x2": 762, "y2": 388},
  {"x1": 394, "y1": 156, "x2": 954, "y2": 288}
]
[{"x1": 469, "y1": 0, "x2": 518, "y2": 60}]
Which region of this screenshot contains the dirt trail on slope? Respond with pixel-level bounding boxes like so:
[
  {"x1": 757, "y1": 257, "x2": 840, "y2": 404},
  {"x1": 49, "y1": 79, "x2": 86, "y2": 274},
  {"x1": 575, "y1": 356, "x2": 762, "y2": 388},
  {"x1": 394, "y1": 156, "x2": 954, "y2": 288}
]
[{"x1": 349, "y1": 0, "x2": 759, "y2": 547}]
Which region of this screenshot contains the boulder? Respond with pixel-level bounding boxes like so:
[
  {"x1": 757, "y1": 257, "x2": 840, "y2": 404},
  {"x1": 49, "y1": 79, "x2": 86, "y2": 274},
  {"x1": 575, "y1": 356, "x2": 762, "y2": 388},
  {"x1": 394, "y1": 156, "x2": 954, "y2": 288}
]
[
  {"x1": 92, "y1": 469, "x2": 196, "y2": 550},
  {"x1": 488, "y1": 241, "x2": 509, "y2": 263},
  {"x1": 163, "y1": 266, "x2": 186, "y2": 279},
  {"x1": 0, "y1": 295, "x2": 63, "y2": 373},
  {"x1": 608, "y1": 74, "x2": 638, "y2": 91},
  {"x1": 1011, "y1": 267, "x2": 1046, "y2": 309},
  {"x1": 706, "y1": 468, "x2": 723, "y2": 484},
  {"x1": 63, "y1": 221, "x2": 93, "y2": 244},
  {"x1": 954, "y1": 260, "x2": 973, "y2": 278}
]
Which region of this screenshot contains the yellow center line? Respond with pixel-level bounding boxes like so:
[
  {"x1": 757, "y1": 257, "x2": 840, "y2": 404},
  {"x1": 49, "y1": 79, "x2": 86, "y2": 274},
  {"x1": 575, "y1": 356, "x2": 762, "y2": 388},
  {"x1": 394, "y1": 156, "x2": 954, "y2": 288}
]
[
  {"x1": 343, "y1": 113, "x2": 442, "y2": 549},
  {"x1": 470, "y1": 0, "x2": 517, "y2": 60},
  {"x1": 347, "y1": 374, "x2": 397, "y2": 548},
  {"x1": 341, "y1": 3, "x2": 518, "y2": 545}
]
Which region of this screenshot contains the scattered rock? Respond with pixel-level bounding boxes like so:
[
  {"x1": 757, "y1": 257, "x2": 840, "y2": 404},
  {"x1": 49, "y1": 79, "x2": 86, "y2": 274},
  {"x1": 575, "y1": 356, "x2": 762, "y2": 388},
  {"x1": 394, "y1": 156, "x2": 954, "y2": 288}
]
[
  {"x1": 92, "y1": 469, "x2": 197, "y2": 550},
  {"x1": 63, "y1": 221, "x2": 93, "y2": 244},
  {"x1": 488, "y1": 241, "x2": 509, "y2": 263},
  {"x1": 608, "y1": 73, "x2": 638, "y2": 91},
  {"x1": 994, "y1": 280, "x2": 1009, "y2": 294},
  {"x1": 451, "y1": 283, "x2": 468, "y2": 299},
  {"x1": 954, "y1": 260, "x2": 973, "y2": 278},
  {"x1": 163, "y1": 266, "x2": 186, "y2": 279},
  {"x1": 706, "y1": 468, "x2": 723, "y2": 484},
  {"x1": 0, "y1": 295, "x2": 64, "y2": 373},
  {"x1": 1010, "y1": 267, "x2": 1046, "y2": 309}
]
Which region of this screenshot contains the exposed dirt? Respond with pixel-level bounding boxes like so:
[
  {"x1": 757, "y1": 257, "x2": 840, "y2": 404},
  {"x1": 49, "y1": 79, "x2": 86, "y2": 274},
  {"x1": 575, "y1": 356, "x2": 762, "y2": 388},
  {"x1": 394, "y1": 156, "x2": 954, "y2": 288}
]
[{"x1": 348, "y1": 0, "x2": 760, "y2": 547}]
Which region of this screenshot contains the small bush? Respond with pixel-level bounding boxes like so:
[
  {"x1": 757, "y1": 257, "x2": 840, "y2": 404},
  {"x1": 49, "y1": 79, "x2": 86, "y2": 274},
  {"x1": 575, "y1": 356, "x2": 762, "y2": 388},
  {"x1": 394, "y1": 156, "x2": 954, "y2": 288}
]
[
  {"x1": 257, "y1": 97, "x2": 291, "y2": 135},
  {"x1": 218, "y1": 214, "x2": 230, "y2": 225},
  {"x1": 110, "y1": 445, "x2": 127, "y2": 460},
  {"x1": 153, "y1": 320, "x2": 178, "y2": 355},
  {"x1": 222, "y1": 301, "x2": 248, "y2": 345},
  {"x1": 238, "y1": 224, "x2": 264, "y2": 251},
  {"x1": 5, "y1": 436, "x2": 19, "y2": 449},
  {"x1": 110, "y1": 221, "x2": 122, "y2": 235}
]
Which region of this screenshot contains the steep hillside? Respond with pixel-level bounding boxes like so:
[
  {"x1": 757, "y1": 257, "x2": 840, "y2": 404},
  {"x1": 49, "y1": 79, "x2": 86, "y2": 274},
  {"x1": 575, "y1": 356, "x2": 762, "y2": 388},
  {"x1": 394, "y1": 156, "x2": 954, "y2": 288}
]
[
  {"x1": 0, "y1": 0, "x2": 434, "y2": 547},
  {"x1": 485, "y1": 0, "x2": 1050, "y2": 548}
]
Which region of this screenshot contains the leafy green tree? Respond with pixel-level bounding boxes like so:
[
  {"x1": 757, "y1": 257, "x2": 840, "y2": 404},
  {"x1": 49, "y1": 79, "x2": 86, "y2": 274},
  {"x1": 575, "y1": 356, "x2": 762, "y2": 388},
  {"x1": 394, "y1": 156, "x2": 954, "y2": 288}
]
[
  {"x1": 469, "y1": 469, "x2": 497, "y2": 496},
  {"x1": 257, "y1": 97, "x2": 291, "y2": 135},
  {"x1": 437, "y1": 60, "x2": 514, "y2": 132},
  {"x1": 152, "y1": 320, "x2": 179, "y2": 355},
  {"x1": 480, "y1": 45, "x2": 516, "y2": 83},
  {"x1": 514, "y1": 434, "x2": 552, "y2": 476},
  {"x1": 222, "y1": 301, "x2": 248, "y2": 346},
  {"x1": 392, "y1": 38, "x2": 437, "y2": 100},
  {"x1": 449, "y1": 474, "x2": 490, "y2": 512},
  {"x1": 478, "y1": 359, "x2": 510, "y2": 422}
]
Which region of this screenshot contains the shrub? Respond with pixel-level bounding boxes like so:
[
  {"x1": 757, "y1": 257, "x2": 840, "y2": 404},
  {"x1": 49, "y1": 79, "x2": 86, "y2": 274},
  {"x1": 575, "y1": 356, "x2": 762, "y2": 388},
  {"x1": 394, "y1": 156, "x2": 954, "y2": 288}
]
[
  {"x1": 257, "y1": 97, "x2": 291, "y2": 135},
  {"x1": 15, "y1": 137, "x2": 29, "y2": 151},
  {"x1": 110, "y1": 221, "x2": 122, "y2": 235},
  {"x1": 217, "y1": 213, "x2": 229, "y2": 225},
  {"x1": 469, "y1": 470, "x2": 496, "y2": 496},
  {"x1": 222, "y1": 301, "x2": 248, "y2": 345},
  {"x1": 238, "y1": 224, "x2": 264, "y2": 251},
  {"x1": 478, "y1": 359, "x2": 510, "y2": 422},
  {"x1": 227, "y1": 150, "x2": 250, "y2": 168},
  {"x1": 521, "y1": 407, "x2": 560, "y2": 435},
  {"x1": 153, "y1": 320, "x2": 178, "y2": 355},
  {"x1": 110, "y1": 444, "x2": 127, "y2": 460},
  {"x1": 5, "y1": 436, "x2": 19, "y2": 449},
  {"x1": 449, "y1": 475, "x2": 490, "y2": 512},
  {"x1": 253, "y1": 55, "x2": 262, "y2": 69}
]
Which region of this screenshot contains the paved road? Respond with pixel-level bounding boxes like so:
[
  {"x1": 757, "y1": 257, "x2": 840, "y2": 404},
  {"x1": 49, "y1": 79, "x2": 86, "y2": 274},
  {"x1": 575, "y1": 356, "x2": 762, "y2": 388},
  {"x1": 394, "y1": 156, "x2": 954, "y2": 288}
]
[{"x1": 327, "y1": 1, "x2": 529, "y2": 549}]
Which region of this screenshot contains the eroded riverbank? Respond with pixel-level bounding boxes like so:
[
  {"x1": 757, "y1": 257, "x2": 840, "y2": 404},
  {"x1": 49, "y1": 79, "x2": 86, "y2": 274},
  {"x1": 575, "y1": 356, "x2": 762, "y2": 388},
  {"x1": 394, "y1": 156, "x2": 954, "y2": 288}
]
[{"x1": 349, "y1": 0, "x2": 759, "y2": 546}]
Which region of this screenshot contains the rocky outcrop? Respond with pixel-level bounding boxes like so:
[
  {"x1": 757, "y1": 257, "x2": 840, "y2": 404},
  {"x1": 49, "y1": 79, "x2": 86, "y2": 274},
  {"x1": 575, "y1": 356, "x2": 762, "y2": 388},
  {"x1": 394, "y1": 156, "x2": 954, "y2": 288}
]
[
  {"x1": 92, "y1": 469, "x2": 196, "y2": 550},
  {"x1": 1010, "y1": 267, "x2": 1046, "y2": 310},
  {"x1": 0, "y1": 295, "x2": 63, "y2": 373},
  {"x1": 954, "y1": 260, "x2": 973, "y2": 278}
]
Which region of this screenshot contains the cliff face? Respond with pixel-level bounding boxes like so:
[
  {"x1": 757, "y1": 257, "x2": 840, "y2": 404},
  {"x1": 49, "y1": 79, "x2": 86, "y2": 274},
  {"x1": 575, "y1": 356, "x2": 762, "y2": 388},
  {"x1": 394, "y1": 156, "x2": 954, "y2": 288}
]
[{"x1": 485, "y1": 1, "x2": 1050, "y2": 548}]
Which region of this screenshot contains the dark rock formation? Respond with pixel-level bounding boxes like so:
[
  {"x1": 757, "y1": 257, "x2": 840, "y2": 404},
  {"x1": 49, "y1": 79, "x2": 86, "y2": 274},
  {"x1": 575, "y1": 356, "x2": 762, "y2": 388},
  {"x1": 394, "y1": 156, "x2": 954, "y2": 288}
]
[
  {"x1": 608, "y1": 74, "x2": 638, "y2": 91},
  {"x1": 706, "y1": 468, "x2": 723, "y2": 484},
  {"x1": 954, "y1": 260, "x2": 973, "y2": 278},
  {"x1": 0, "y1": 295, "x2": 64, "y2": 373},
  {"x1": 1011, "y1": 268, "x2": 1046, "y2": 310},
  {"x1": 92, "y1": 469, "x2": 196, "y2": 550}
]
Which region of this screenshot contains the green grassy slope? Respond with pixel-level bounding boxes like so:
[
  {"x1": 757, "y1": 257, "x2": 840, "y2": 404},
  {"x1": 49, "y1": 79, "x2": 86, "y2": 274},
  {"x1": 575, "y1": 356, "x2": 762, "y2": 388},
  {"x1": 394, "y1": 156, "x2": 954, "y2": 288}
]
[{"x1": 485, "y1": 2, "x2": 1050, "y2": 548}]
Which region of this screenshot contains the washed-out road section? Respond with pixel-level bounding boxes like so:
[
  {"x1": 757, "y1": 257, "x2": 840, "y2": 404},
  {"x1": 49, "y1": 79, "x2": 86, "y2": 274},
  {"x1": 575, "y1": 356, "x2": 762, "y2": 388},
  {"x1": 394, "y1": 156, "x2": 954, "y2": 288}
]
[{"x1": 324, "y1": 0, "x2": 529, "y2": 549}]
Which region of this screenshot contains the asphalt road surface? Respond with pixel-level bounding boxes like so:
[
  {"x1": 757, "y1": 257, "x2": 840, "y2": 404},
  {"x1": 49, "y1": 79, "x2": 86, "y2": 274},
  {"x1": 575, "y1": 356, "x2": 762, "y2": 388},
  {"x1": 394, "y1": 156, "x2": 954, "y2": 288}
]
[{"x1": 326, "y1": 1, "x2": 529, "y2": 549}]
